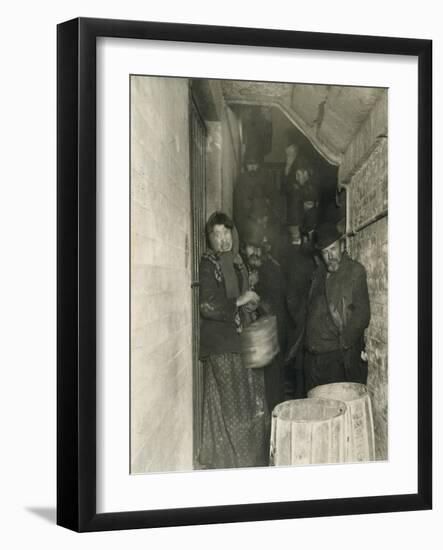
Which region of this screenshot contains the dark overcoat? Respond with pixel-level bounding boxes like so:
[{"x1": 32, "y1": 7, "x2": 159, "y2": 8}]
[{"x1": 304, "y1": 252, "x2": 371, "y2": 391}]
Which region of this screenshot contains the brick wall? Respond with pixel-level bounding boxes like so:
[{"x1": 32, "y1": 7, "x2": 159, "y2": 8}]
[
  {"x1": 349, "y1": 138, "x2": 388, "y2": 229},
  {"x1": 350, "y1": 217, "x2": 388, "y2": 460},
  {"x1": 130, "y1": 76, "x2": 193, "y2": 473},
  {"x1": 346, "y1": 135, "x2": 388, "y2": 460}
]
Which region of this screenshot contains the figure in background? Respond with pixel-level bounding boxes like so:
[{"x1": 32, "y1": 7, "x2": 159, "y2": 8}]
[
  {"x1": 304, "y1": 222, "x2": 371, "y2": 393},
  {"x1": 283, "y1": 142, "x2": 300, "y2": 179},
  {"x1": 301, "y1": 206, "x2": 320, "y2": 261},
  {"x1": 198, "y1": 211, "x2": 270, "y2": 469},
  {"x1": 295, "y1": 156, "x2": 319, "y2": 214},
  {"x1": 233, "y1": 143, "x2": 268, "y2": 241},
  {"x1": 240, "y1": 220, "x2": 287, "y2": 413},
  {"x1": 281, "y1": 221, "x2": 317, "y2": 398},
  {"x1": 245, "y1": 196, "x2": 281, "y2": 263},
  {"x1": 282, "y1": 142, "x2": 305, "y2": 227},
  {"x1": 282, "y1": 144, "x2": 319, "y2": 230},
  {"x1": 241, "y1": 106, "x2": 273, "y2": 162}
]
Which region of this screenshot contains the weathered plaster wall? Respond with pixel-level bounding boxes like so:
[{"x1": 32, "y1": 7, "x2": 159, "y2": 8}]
[
  {"x1": 130, "y1": 76, "x2": 193, "y2": 473},
  {"x1": 194, "y1": 81, "x2": 241, "y2": 219},
  {"x1": 221, "y1": 106, "x2": 241, "y2": 216},
  {"x1": 205, "y1": 121, "x2": 222, "y2": 215}
]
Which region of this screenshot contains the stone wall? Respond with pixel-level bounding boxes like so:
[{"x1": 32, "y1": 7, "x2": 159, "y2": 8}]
[
  {"x1": 130, "y1": 76, "x2": 193, "y2": 473},
  {"x1": 345, "y1": 131, "x2": 388, "y2": 460}
]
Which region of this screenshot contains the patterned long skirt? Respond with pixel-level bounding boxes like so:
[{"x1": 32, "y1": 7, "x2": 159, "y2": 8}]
[{"x1": 199, "y1": 353, "x2": 271, "y2": 469}]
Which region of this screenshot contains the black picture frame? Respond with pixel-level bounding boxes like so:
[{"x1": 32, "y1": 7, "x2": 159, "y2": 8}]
[{"x1": 57, "y1": 17, "x2": 432, "y2": 532}]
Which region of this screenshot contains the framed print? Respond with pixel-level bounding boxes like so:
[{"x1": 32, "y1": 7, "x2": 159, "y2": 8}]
[{"x1": 57, "y1": 17, "x2": 432, "y2": 532}]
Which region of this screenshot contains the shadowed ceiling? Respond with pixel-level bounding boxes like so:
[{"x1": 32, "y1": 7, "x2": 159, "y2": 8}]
[{"x1": 220, "y1": 80, "x2": 386, "y2": 165}]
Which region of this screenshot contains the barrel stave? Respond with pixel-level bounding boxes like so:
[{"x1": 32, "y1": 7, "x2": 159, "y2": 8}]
[
  {"x1": 308, "y1": 383, "x2": 375, "y2": 463},
  {"x1": 271, "y1": 399, "x2": 347, "y2": 466}
]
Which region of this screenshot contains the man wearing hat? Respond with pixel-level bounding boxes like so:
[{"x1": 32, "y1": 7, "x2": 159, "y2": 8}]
[
  {"x1": 303, "y1": 222, "x2": 371, "y2": 392},
  {"x1": 240, "y1": 220, "x2": 287, "y2": 413}
]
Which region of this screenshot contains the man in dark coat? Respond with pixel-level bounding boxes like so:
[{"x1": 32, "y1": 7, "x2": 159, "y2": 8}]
[
  {"x1": 304, "y1": 222, "x2": 371, "y2": 393},
  {"x1": 282, "y1": 144, "x2": 318, "y2": 228},
  {"x1": 282, "y1": 143, "x2": 304, "y2": 227},
  {"x1": 301, "y1": 206, "x2": 320, "y2": 264},
  {"x1": 240, "y1": 221, "x2": 287, "y2": 413},
  {"x1": 297, "y1": 159, "x2": 319, "y2": 214}
]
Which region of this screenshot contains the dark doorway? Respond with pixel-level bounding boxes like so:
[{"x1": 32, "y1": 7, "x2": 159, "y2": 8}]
[{"x1": 189, "y1": 93, "x2": 207, "y2": 466}]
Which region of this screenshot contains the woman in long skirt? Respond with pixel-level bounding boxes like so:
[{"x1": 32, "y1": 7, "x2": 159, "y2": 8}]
[{"x1": 198, "y1": 212, "x2": 270, "y2": 469}]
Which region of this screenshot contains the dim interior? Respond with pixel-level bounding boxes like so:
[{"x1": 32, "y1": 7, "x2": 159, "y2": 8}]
[{"x1": 130, "y1": 75, "x2": 388, "y2": 474}]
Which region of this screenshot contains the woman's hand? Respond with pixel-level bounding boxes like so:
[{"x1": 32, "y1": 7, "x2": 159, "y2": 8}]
[
  {"x1": 244, "y1": 301, "x2": 259, "y2": 313},
  {"x1": 236, "y1": 290, "x2": 260, "y2": 308}
]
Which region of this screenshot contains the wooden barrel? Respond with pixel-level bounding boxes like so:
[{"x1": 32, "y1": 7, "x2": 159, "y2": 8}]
[
  {"x1": 240, "y1": 315, "x2": 279, "y2": 369},
  {"x1": 308, "y1": 383, "x2": 375, "y2": 462},
  {"x1": 270, "y1": 398, "x2": 347, "y2": 466}
]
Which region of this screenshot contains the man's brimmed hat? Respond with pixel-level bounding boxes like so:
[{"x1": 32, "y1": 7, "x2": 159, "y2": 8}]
[
  {"x1": 242, "y1": 220, "x2": 264, "y2": 247},
  {"x1": 315, "y1": 222, "x2": 343, "y2": 250}
]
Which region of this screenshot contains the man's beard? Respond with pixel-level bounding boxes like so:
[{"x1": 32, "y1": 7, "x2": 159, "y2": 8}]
[
  {"x1": 326, "y1": 260, "x2": 340, "y2": 273},
  {"x1": 247, "y1": 256, "x2": 262, "y2": 268}
]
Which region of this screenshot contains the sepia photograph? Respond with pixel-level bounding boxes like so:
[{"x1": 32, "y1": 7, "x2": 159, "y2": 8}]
[{"x1": 130, "y1": 75, "x2": 388, "y2": 474}]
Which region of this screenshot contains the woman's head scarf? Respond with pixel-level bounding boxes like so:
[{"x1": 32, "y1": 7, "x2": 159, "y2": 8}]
[{"x1": 205, "y1": 212, "x2": 248, "y2": 298}]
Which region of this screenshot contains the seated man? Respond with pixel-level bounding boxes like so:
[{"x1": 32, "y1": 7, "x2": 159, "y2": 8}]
[{"x1": 304, "y1": 222, "x2": 371, "y2": 393}]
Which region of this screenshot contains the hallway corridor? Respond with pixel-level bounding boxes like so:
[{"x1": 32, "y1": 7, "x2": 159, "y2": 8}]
[{"x1": 130, "y1": 75, "x2": 388, "y2": 473}]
